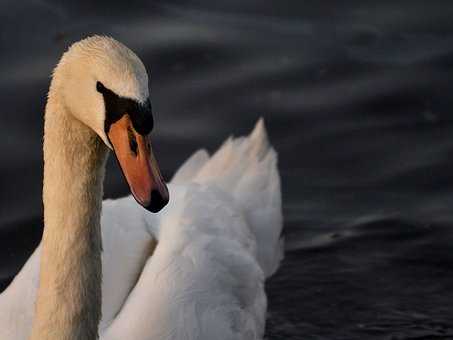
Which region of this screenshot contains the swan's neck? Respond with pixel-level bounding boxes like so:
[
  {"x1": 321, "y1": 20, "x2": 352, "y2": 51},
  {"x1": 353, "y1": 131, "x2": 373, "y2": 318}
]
[{"x1": 30, "y1": 92, "x2": 108, "y2": 340}]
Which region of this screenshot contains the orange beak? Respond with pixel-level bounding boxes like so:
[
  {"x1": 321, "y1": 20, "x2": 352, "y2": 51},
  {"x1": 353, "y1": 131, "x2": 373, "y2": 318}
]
[{"x1": 107, "y1": 114, "x2": 169, "y2": 212}]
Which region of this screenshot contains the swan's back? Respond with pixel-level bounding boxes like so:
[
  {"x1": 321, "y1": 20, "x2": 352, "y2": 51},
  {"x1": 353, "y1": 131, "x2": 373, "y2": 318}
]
[{"x1": 102, "y1": 119, "x2": 283, "y2": 340}]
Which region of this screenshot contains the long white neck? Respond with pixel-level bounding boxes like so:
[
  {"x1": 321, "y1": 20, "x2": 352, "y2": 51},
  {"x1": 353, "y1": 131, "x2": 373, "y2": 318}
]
[{"x1": 29, "y1": 81, "x2": 108, "y2": 340}]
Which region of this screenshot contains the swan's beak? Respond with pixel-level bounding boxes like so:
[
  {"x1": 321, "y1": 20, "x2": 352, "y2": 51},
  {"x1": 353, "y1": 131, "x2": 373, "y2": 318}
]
[{"x1": 107, "y1": 114, "x2": 169, "y2": 213}]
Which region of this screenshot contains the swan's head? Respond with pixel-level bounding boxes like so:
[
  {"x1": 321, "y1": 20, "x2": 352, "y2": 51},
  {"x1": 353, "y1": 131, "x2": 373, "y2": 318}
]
[{"x1": 54, "y1": 35, "x2": 168, "y2": 212}]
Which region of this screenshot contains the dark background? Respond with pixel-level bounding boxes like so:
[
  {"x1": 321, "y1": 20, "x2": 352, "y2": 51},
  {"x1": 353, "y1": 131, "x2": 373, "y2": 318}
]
[{"x1": 2, "y1": 1, "x2": 453, "y2": 339}]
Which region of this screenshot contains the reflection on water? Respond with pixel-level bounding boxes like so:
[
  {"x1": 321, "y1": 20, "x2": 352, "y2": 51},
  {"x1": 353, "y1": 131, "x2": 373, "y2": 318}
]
[{"x1": 2, "y1": 1, "x2": 453, "y2": 338}]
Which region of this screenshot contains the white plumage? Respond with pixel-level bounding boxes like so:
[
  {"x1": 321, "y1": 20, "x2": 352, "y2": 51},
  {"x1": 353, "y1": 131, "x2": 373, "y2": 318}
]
[{"x1": 0, "y1": 119, "x2": 283, "y2": 340}]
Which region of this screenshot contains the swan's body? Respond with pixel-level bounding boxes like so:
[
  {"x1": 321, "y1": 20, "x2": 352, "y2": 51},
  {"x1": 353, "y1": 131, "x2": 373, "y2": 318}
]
[{"x1": 0, "y1": 36, "x2": 283, "y2": 340}]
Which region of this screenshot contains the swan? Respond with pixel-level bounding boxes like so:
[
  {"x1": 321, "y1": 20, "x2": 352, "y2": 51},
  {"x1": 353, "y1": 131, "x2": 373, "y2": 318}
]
[{"x1": 0, "y1": 36, "x2": 283, "y2": 340}]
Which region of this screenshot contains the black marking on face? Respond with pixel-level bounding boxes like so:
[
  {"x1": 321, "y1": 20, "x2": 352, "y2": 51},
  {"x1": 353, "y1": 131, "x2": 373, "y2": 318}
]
[{"x1": 97, "y1": 81, "x2": 154, "y2": 136}]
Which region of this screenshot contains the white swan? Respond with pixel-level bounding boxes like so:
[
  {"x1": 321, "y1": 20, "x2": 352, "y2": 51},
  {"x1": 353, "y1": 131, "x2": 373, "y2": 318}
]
[{"x1": 0, "y1": 36, "x2": 283, "y2": 340}]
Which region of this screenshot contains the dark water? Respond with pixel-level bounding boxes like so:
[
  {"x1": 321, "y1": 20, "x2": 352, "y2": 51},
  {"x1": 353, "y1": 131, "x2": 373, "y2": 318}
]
[{"x1": 2, "y1": 1, "x2": 453, "y2": 339}]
